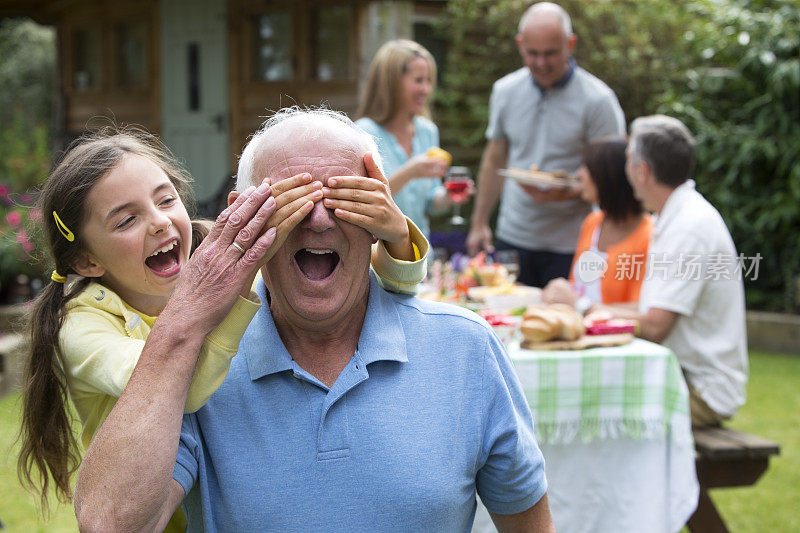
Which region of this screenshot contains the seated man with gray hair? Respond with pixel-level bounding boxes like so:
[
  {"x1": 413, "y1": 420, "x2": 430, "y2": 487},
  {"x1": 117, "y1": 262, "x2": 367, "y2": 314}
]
[
  {"x1": 594, "y1": 114, "x2": 748, "y2": 427},
  {"x1": 73, "y1": 107, "x2": 554, "y2": 532}
]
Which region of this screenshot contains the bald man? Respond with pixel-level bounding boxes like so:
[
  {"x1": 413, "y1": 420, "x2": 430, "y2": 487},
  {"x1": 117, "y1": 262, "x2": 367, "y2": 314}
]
[
  {"x1": 467, "y1": 2, "x2": 626, "y2": 288},
  {"x1": 75, "y1": 108, "x2": 555, "y2": 532}
]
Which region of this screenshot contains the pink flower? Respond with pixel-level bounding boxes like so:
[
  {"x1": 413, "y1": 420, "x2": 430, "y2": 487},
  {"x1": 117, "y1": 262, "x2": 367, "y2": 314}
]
[
  {"x1": 0, "y1": 185, "x2": 8, "y2": 197},
  {"x1": 21, "y1": 193, "x2": 32, "y2": 203},
  {"x1": 29, "y1": 208, "x2": 42, "y2": 221},
  {"x1": 16, "y1": 229, "x2": 29, "y2": 243},
  {"x1": 22, "y1": 241, "x2": 35, "y2": 253},
  {"x1": 6, "y1": 211, "x2": 22, "y2": 227}
]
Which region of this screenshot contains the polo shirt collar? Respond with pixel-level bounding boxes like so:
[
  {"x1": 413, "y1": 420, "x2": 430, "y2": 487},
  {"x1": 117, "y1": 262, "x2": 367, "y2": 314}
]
[
  {"x1": 245, "y1": 272, "x2": 407, "y2": 381},
  {"x1": 356, "y1": 272, "x2": 408, "y2": 366},
  {"x1": 654, "y1": 179, "x2": 696, "y2": 237},
  {"x1": 533, "y1": 58, "x2": 576, "y2": 94}
]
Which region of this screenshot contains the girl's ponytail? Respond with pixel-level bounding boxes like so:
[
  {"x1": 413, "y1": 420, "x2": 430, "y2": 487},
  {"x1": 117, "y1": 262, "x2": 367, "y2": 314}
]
[{"x1": 18, "y1": 278, "x2": 88, "y2": 512}]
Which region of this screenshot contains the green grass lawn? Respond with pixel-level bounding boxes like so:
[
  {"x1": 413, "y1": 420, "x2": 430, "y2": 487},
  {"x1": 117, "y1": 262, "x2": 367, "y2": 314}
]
[
  {"x1": 704, "y1": 350, "x2": 800, "y2": 532},
  {"x1": 0, "y1": 394, "x2": 78, "y2": 532},
  {"x1": 0, "y1": 350, "x2": 798, "y2": 532}
]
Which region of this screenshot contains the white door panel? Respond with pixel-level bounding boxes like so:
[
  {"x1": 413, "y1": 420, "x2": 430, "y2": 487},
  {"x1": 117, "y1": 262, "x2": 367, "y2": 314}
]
[{"x1": 160, "y1": 0, "x2": 229, "y2": 205}]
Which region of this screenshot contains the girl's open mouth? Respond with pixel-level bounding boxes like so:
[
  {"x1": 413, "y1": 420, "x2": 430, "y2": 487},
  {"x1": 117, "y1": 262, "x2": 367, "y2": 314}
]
[{"x1": 145, "y1": 240, "x2": 181, "y2": 276}]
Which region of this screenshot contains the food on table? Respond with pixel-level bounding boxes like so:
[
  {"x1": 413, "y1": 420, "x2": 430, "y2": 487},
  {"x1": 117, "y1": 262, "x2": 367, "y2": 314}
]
[
  {"x1": 476, "y1": 263, "x2": 509, "y2": 287},
  {"x1": 479, "y1": 311, "x2": 519, "y2": 327},
  {"x1": 585, "y1": 318, "x2": 637, "y2": 336},
  {"x1": 521, "y1": 304, "x2": 585, "y2": 343},
  {"x1": 521, "y1": 309, "x2": 561, "y2": 342},
  {"x1": 458, "y1": 252, "x2": 512, "y2": 288},
  {"x1": 426, "y1": 146, "x2": 453, "y2": 165},
  {"x1": 478, "y1": 311, "x2": 522, "y2": 346}
]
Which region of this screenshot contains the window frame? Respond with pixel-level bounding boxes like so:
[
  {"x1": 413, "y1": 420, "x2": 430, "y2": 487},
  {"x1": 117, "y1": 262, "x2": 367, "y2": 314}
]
[{"x1": 243, "y1": 0, "x2": 359, "y2": 89}]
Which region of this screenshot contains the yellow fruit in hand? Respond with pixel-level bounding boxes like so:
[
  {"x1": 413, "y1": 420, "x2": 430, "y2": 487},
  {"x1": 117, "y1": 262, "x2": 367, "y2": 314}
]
[{"x1": 426, "y1": 147, "x2": 453, "y2": 166}]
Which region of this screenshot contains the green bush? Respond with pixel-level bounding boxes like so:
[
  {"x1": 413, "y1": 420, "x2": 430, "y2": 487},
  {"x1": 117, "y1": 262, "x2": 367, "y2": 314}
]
[
  {"x1": 0, "y1": 109, "x2": 52, "y2": 193},
  {"x1": 660, "y1": 0, "x2": 800, "y2": 310},
  {"x1": 0, "y1": 18, "x2": 55, "y2": 130},
  {"x1": 0, "y1": 19, "x2": 55, "y2": 297}
]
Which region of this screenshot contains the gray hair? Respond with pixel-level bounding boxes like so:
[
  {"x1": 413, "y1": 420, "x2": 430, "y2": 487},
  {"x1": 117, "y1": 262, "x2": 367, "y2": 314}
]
[
  {"x1": 518, "y1": 2, "x2": 573, "y2": 35},
  {"x1": 629, "y1": 115, "x2": 696, "y2": 188},
  {"x1": 236, "y1": 106, "x2": 383, "y2": 191}
]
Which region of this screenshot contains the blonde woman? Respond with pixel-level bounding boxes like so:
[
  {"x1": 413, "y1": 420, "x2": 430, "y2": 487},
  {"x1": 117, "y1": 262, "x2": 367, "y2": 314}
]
[{"x1": 356, "y1": 39, "x2": 451, "y2": 237}]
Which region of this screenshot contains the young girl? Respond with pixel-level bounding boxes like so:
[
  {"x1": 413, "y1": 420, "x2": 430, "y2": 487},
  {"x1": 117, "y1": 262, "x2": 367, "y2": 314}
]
[{"x1": 17, "y1": 129, "x2": 428, "y2": 525}]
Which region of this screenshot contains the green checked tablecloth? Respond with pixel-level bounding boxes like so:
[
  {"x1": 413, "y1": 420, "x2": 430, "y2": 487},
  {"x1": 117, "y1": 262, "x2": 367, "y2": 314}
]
[{"x1": 508, "y1": 338, "x2": 692, "y2": 446}]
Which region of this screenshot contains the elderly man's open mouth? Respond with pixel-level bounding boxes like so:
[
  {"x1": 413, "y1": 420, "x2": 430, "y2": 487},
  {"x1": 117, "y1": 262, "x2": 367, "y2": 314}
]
[{"x1": 294, "y1": 248, "x2": 341, "y2": 281}]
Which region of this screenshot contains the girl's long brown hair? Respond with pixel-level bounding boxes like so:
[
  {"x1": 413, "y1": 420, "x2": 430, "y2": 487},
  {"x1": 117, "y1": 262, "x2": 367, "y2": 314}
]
[{"x1": 17, "y1": 127, "x2": 196, "y2": 514}]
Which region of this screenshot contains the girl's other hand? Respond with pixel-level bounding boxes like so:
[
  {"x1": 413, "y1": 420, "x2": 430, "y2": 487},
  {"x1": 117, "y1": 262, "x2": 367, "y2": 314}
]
[{"x1": 323, "y1": 153, "x2": 415, "y2": 261}]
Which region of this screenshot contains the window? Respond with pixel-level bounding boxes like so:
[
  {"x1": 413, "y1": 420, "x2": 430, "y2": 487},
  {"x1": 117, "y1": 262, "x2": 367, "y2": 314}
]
[
  {"x1": 249, "y1": 5, "x2": 356, "y2": 83},
  {"x1": 253, "y1": 12, "x2": 293, "y2": 81},
  {"x1": 311, "y1": 6, "x2": 352, "y2": 81},
  {"x1": 116, "y1": 22, "x2": 147, "y2": 88},
  {"x1": 74, "y1": 27, "x2": 102, "y2": 91}
]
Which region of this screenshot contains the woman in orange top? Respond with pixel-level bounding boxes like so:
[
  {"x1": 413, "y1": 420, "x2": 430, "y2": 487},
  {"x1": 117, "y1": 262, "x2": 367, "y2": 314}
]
[{"x1": 543, "y1": 136, "x2": 653, "y2": 312}]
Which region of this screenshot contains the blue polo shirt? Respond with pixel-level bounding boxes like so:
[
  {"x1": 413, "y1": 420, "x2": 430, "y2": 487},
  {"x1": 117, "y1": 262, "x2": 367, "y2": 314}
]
[{"x1": 173, "y1": 273, "x2": 546, "y2": 532}]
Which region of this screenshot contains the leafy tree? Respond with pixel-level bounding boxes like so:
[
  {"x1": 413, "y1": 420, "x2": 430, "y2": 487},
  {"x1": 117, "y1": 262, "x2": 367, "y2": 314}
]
[
  {"x1": 0, "y1": 18, "x2": 55, "y2": 192},
  {"x1": 660, "y1": 0, "x2": 800, "y2": 310},
  {"x1": 0, "y1": 18, "x2": 54, "y2": 127},
  {"x1": 0, "y1": 18, "x2": 55, "y2": 295}
]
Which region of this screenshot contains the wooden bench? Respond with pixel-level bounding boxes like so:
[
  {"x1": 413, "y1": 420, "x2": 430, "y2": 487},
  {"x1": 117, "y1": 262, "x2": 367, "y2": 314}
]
[{"x1": 687, "y1": 426, "x2": 780, "y2": 532}]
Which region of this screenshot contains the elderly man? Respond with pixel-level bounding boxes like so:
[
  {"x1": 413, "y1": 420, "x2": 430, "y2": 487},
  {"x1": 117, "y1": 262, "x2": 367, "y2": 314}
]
[
  {"x1": 467, "y1": 2, "x2": 625, "y2": 288},
  {"x1": 74, "y1": 108, "x2": 554, "y2": 532},
  {"x1": 595, "y1": 115, "x2": 748, "y2": 427}
]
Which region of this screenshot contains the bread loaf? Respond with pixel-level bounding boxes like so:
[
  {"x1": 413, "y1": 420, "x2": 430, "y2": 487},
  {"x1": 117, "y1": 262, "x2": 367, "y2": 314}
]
[
  {"x1": 520, "y1": 304, "x2": 585, "y2": 343},
  {"x1": 521, "y1": 308, "x2": 561, "y2": 342}
]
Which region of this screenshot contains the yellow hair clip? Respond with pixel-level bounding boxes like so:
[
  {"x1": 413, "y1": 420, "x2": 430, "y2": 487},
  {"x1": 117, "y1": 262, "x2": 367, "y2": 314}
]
[
  {"x1": 51, "y1": 270, "x2": 67, "y2": 283},
  {"x1": 53, "y1": 211, "x2": 75, "y2": 242}
]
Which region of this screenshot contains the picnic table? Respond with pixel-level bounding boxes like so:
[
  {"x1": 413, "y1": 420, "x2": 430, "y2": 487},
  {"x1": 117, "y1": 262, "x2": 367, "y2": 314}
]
[{"x1": 473, "y1": 338, "x2": 699, "y2": 533}]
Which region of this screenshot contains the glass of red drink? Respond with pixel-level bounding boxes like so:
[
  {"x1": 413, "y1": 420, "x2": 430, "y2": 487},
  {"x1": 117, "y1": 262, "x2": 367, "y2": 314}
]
[{"x1": 445, "y1": 166, "x2": 471, "y2": 227}]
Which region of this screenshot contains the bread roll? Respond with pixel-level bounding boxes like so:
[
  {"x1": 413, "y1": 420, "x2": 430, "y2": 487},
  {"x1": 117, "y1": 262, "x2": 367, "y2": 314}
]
[
  {"x1": 521, "y1": 304, "x2": 585, "y2": 342},
  {"x1": 555, "y1": 310, "x2": 585, "y2": 341},
  {"x1": 521, "y1": 308, "x2": 561, "y2": 342},
  {"x1": 521, "y1": 317, "x2": 560, "y2": 342}
]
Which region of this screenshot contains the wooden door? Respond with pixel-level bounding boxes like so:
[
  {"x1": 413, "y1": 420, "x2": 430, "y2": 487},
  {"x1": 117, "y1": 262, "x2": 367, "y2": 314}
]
[{"x1": 160, "y1": 0, "x2": 230, "y2": 206}]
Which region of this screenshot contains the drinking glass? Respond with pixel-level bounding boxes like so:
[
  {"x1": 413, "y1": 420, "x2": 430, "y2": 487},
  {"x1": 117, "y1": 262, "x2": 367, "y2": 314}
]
[{"x1": 444, "y1": 166, "x2": 471, "y2": 227}]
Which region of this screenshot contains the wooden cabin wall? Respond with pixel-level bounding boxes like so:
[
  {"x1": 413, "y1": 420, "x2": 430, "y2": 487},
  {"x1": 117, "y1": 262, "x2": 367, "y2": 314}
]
[
  {"x1": 228, "y1": 0, "x2": 366, "y2": 163},
  {"x1": 57, "y1": 0, "x2": 159, "y2": 137}
]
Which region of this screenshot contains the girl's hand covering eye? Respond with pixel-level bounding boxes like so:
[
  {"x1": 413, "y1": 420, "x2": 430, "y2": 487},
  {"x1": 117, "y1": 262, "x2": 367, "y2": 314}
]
[{"x1": 322, "y1": 153, "x2": 414, "y2": 261}]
